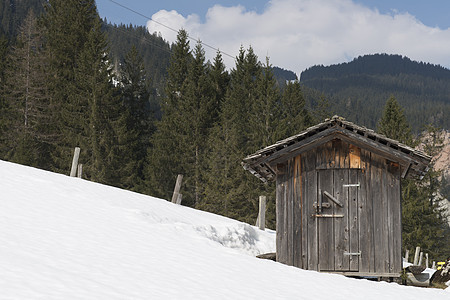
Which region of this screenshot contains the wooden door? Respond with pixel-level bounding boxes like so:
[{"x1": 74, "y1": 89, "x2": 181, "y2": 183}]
[{"x1": 316, "y1": 169, "x2": 360, "y2": 272}]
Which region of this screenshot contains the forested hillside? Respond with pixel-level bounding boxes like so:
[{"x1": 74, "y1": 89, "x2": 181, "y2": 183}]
[
  {"x1": 300, "y1": 54, "x2": 450, "y2": 132},
  {"x1": 0, "y1": 1, "x2": 448, "y2": 261},
  {"x1": 0, "y1": 0, "x2": 45, "y2": 38}
]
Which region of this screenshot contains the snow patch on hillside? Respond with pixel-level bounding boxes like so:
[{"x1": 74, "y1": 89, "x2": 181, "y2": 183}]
[{"x1": 0, "y1": 160, "x2": 448, "y2": 299}]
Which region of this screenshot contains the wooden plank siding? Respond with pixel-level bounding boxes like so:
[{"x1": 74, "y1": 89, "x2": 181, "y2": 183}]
[{"x1": 293, "y1": 156, "x2": 302, "y2": 268}]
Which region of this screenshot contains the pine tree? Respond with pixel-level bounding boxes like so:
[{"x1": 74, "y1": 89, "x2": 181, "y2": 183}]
[
  {"x1": 2, "y1": 10, "x2": 51, "y2": 168},
  {"x1": 378, "y1": 99, "x2": 450, "y2": 260},
  {"x1": 0, "y1": 35, "x2": 10, "y2": 158},
  {"x1": 203, "y1": 46, "x2": 265, "y2": 224},
  {"x1": 279, "y1": 80, "x2": 313, "y2": 137},
  {"x1": 180, "y1": 40, "x2": 214, "y2": 206},
  {"x1": 117, "y1": 45, "x2": 152, "y2": 191},
  {"x1": 43, "y1": 0, "x2": 122, "y2": 184},
  {"x1": 145, "y1": 29, "x2": 191, "y2": 201},
  {"x1": 208, "y1": 50, "x2": 229, "y2": 122},
  {"x1": 377, "y1": 96, "x2": 415, "y2": 146},
  {"x1": 402, "y1": 127, "x2": 450, "y2": 260},
  {"x1": 250, "y1": 57, "x2": 282, "y2": 149},
  {"x1": 74, "y1": 14, "x2": 120, "y2": 185},
  {"x1": 313, "y1": 94, "x2": 332, "y2": 123},
  {"x1": 196, "y1": 51, "x2": 230, "y2": 213}
]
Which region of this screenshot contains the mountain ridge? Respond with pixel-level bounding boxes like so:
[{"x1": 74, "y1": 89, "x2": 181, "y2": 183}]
[{"x1": 299, "y1": 53, "x2": 450, "y2": 132}]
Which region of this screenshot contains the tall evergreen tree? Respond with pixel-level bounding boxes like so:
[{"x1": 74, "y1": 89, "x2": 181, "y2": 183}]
[
  {"x1": 0, "y1": 35, "x2": 10, "y2": 158},
  {"x1": 2, "y1": 10, "x2": 51, "y2": 168},
  {"x1": 279, "y1": 80, "x2": 313, "y2": 137},
  {"x1": 402, "y1": 126, "x2": 450, "y2": 260},
  {"x1": 203, "y1": 46, "x2": 265, "y2": 224},
  {"x1": 313, "y1": 94, "x2": 332, "y2": 123},
  {"x1": 180, "y1": 40, "x2": 215, "y2": 206},
  {"x1": 377, "y1": 98, "x2": 450, "y2": 260},
  {"x1": 250, "y1": 57, "x2": 282, "y2": 149},
  {"x1": 377, "y1": 96, "x2": 414, "y2": 146},
  {"x1": 74, "y1": 14, "x2": 121, "y2": 185},
  {"x1": 43, "y1": 0, "x2": 122, "y2": 184},
  {"x1": 208, "y1": 50, "x2": 229, "y2": 122},
  {"x1": 146, "y1": 29, "x2": 191, "y2": 201},
  {"x1": 43, "y1": 0, "x2": 100, "y2": 173},
  {"x1": 117, "y1": 45, "x2": 152, "y2": 191}
]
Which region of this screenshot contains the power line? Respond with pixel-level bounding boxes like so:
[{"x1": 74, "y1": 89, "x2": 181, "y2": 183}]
[
  {"x1": 104, "y1": 23, "x2": 172, "y2": 56},
  {"x1": 106, "y1": 0, "x2": 235, "y2": 59}
]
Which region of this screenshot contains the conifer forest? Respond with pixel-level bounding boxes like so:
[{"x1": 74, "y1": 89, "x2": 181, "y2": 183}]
[{"x1": 0, "y1": 0, "x2": 448, "y2": 260}]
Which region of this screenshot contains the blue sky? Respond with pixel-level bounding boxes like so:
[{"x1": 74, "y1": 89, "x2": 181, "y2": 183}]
[{"x1": 96, "y1": 0, "x2": 450, "y2": 74}]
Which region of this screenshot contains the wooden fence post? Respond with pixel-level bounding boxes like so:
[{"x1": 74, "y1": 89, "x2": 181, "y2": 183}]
[
  {"x1": 418, "y1": 252, "x2": 423, "y2": 266},
  {"x1": 405, "y1": 250, "x2": 409, "y2": 262},
  {"x1": 257, "y1": 195, "x2": 266, "y2": 230},
  {"x1": 425, "y1": 253, "x2": 429, "y2": 268},
  {"x1": 77, "y1": 164, "x2": 83, "y2": 178},
  {"x1": 432, "y1": 261, "x2": 436, "y2": 269},
  {"x1": 70, "y1": 147, "x2": 80, "y2": 177},
  {"x1": 176, "y1": 193, "x2": 183, "y2": 205},
  {"x1": 413, "y1": 246, "x2": 420, "y2": 265},
  {"x1": 171, "y1": 174, "x2": 183, "y2": 204}
]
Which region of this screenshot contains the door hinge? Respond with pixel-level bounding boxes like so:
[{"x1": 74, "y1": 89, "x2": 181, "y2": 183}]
[
  {"x1": 313, "y1": 214, "x2": 344, "y2": 218},
  {"x1": 344, "y1": 251, "x2": 361, "y2": 256},
  {"x1": 343, "y1": 183, "x2": 360, "y2": 188}
]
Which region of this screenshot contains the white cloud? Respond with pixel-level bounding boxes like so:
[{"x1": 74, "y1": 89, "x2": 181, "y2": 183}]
[{"x1": 147, "y1": 0, "x2": 450, "y2": 76}]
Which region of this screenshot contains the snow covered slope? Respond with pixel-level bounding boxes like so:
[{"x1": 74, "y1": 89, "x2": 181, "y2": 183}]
[{"x1": 0, "y1": 160, "x2": 448, "y2": 299}]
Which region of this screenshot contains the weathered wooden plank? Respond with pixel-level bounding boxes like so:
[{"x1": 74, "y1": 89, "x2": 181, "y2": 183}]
[
  {"x1": 334, "y1": 169, "x2": 350, "y2": 271},
  {"x1": 286, "y1": 159, "x2": 294, "y2": 266},
  {"x1": 372, "y1": 154, "x2": 388, "y2": 274},
  {"x1": 349, "y1": 169, "x2": 360, "y2": 271},
  {"x1": 276, "y1": 164, "x2": 287, "y2": 264},
  {"x1": 333, "y1": 132, "x2": 416, "y2": 173},
  {"x1": 359, "y1": 149, "x2": 374, "y2": 273},
  {"x1": 300, "y1": 155, "x2": 309, "y2": 269},
  {"x1": 305, "y1": 151, "x2": 318, "y2": 270},
  {"x1": 349, "y1": 144, "x2": 361, "y2": 169},
  {"x1": 293, "y1": 155, "x2": 303, "y2": 268},
  {"x1": 386, "y1": 162, "x2": 395, "y2": 274},
  {"x1": 315, "y1": 141, "x2": 335, "y2": 170},
  {"x1": 388, "y1": 162, "x2": 402, "y2": 273},
  {"x1": 318, "y1": 169, "x2": 334, "y2": 271}
]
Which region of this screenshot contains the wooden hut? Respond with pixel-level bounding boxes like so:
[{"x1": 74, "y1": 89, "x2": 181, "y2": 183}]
[{"x1": 243, "y1": 116, "x2": 431, "y2": 277}]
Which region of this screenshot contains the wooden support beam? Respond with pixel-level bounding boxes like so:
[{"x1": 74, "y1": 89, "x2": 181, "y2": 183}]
[
  {"x1": 401, "y1": 163, "x2": 411, "y2": 179},
  {"x1": 257, "y1": 195, "x2": 266, "y2": 230}
]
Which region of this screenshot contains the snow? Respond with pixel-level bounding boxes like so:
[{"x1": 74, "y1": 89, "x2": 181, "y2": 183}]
[{"x1": 0, "y1": 159, "x2": 448, "y2": 299}]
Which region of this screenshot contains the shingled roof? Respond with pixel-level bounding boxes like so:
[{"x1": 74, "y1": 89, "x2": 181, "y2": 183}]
[{"x1": 242, "y1": 116, "x2": 431, "y2": 183}]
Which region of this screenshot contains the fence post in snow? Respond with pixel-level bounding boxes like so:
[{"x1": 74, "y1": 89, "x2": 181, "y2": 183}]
[
  {"x1": 425, "y1": 253, "x2": 429, "y2": 268},
  {"x1": 176, "y1": 193, "x2": 183, "y2": 205},
  {"x1": 77, "y1": 164, "x2": 83, "y2": 178},
  {"x1": 257, "y1": 196, "x2": 266, "y2": 230},
  {"x1": 405, "y1": 250, "x2": 409, "y2": 262},
  {"x1": 418, "y1": 252, "x2": 423, "y2": 266},
  {"x1": 171, "y1": 174, "x2": 183, "y2": 204},
  {"x1": 413, "y1": 246, "x2": 420, "y2": 265},
  {"x1": 70, "y1": 147, "x2": 80, "y2": 177}
]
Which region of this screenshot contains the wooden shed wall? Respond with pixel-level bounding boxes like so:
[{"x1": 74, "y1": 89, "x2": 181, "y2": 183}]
[{"x1": 275, "y1": 139, "x2": 402, "y2": 276}]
